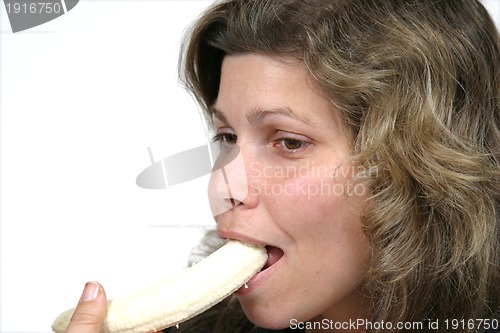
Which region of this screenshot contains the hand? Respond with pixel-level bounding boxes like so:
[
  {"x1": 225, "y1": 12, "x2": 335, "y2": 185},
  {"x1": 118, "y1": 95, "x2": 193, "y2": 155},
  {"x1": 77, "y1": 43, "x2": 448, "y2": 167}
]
[{"x1": 65, "y1": 282, "x2": 107, "y2": 333}]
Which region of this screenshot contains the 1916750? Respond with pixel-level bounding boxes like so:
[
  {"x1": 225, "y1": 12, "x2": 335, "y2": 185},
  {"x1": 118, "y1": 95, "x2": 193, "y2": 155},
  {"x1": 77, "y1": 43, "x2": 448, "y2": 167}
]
[{"x1": 5, "y1": 2, "x2": 62, "y2": 14}]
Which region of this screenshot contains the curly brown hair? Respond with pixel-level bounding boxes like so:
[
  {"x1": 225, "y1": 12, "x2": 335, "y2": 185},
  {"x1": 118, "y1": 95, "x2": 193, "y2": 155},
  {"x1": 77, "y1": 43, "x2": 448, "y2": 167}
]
[{"x1": 178, "y1": 0, "x2": 500, "y2": 332}]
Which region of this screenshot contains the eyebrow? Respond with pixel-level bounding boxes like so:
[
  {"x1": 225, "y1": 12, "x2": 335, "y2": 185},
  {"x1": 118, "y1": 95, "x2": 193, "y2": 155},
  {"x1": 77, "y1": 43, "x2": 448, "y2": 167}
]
[
  {"x1": 210, "y1": 107, "x2": 228, "y2": 124},
  {"x1": 210, "y1": 106, "x2": 315, "y2": 126}
]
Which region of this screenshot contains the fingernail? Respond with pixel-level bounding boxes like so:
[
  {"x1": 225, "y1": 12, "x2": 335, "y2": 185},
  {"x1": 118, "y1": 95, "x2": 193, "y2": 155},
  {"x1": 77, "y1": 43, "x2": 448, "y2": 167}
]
[{"x1": 80, "y1": 281, "x2": 100, "y2": 302}]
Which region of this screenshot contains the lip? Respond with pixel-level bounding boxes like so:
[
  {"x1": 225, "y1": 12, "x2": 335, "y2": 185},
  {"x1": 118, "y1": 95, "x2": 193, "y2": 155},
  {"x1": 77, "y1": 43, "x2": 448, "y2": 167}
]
[
  {"x1": 235, "y1": 249, "x2": 284, "y2": 296},
  {"x1": 218, "y1": 229, "x2": 267, "y2": 247},
  {"x1": 217, "y1": 229, "x2": 284, "y2": 296}
]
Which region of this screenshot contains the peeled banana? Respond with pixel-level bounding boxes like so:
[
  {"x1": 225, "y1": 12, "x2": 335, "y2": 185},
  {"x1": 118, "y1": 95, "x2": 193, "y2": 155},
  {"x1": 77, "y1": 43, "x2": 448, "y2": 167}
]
[{"x1": 52, "y1": 240, "x2": 267, "y2": 333}]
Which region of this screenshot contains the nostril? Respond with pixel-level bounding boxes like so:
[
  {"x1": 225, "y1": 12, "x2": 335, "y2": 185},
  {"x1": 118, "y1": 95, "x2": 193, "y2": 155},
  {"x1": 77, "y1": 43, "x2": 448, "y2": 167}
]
[{"x1": 225, "y1": 198, "x2": 243, "y2": 207}]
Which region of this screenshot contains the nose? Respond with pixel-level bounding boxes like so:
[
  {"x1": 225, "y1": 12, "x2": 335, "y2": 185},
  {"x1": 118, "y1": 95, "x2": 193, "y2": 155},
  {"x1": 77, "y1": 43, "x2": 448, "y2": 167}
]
[{"x1": 208, "y1": 144, "x2": 258, "y2": 217}]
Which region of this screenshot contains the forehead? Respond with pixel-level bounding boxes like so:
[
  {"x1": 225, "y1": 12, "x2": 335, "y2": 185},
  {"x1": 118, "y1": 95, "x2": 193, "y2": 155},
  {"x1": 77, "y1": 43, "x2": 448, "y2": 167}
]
[
  {"x1": 212, "y1": 53, "x2": 354, "y2": 142},
  {"x1": 214, "y1": 54, "x2": 325, "y2": 117}
]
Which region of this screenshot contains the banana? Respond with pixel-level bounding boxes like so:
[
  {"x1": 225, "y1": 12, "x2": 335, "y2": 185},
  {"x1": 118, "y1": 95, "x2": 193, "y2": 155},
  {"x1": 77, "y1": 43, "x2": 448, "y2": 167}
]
[{"x1": 52, "y1": 240, "x2": 267, "y2": 333}]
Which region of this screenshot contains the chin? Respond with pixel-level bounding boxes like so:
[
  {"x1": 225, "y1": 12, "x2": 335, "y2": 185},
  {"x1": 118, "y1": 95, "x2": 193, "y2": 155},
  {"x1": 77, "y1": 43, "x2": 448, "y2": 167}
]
[{"x1": 238, "y1": 300, "x2": 297, "y2": 330}]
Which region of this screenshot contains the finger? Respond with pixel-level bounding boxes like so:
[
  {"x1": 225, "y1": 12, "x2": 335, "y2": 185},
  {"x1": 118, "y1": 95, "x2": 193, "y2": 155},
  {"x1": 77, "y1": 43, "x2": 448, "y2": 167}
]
[{"x1": 65, "y1": 281, "x2": 107, "y2": 333}]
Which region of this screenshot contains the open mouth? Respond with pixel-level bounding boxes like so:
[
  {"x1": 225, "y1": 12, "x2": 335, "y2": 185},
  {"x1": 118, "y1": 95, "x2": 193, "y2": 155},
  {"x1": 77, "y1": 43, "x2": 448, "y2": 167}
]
[
  {"x1": 261, "y1": 245, "x2": 284, "y2": 271},
  {"x1": 235, "y1": 245, "x2": 284, "y2": 295}
]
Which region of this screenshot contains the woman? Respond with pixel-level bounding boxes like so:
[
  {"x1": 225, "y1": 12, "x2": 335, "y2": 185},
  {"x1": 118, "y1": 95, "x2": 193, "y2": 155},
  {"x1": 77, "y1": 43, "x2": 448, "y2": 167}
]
[{"x1": 65, "y1": 0, "x2": 499, "y2": 332}]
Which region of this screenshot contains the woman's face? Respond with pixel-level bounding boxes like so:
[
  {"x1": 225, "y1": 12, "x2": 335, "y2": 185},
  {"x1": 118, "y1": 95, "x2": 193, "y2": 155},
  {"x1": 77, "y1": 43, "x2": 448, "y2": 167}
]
[{"x1": 208, "y1": 53, "x2": 372, "y2": 329}]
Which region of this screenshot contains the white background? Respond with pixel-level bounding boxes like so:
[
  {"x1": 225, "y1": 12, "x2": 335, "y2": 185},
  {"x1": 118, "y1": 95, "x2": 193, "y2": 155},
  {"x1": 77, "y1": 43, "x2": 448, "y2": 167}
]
[
  {"x1": 0, "y1": 1, "x2": 498, "y2": 332},
  {"x1": 1, "y1": 1, "x2": 215, "y2": 332}
]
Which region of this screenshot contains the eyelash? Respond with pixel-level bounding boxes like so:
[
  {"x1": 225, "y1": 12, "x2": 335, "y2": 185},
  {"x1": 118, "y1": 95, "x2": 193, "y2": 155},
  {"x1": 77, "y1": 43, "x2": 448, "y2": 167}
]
[
  {"x1": 212, "y1": 132, "x2": 311, "y2": 156},
  {"x1": 212, "y1": 133, "x2": 237, "y2": 145}
]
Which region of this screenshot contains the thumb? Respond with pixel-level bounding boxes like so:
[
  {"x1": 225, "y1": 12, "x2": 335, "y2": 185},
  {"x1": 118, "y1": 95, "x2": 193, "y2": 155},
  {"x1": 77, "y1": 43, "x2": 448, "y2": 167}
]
[{"x1": 66, "y1": 282, "x2": 107, "y2": 333}]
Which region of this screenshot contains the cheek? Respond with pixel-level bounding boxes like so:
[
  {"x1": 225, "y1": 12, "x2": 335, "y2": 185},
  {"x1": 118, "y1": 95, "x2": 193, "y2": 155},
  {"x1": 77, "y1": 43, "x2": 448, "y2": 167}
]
[
  {"x1": 262, "y1": 175, "x2": 328, "y2": 199},
  {"x1": 287, "y1": 176, "x2": 371, "y2": 276},
  {"x1": 271, "y1": 174, "x2": 369, "y2": 249},
  {"x1": 267, "y1": 174, "x2": 348, "y2": 215}
]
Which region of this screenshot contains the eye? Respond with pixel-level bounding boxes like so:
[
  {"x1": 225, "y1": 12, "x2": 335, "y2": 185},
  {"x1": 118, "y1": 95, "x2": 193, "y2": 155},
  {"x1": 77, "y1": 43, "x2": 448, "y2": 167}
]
[
  {"x1": 212, "y1": 132, "x2": 237, "y2": 145},
  {"x1": 281, "y1": 138, "x2": 306, "y2": 150},
  {"x1": 273, "y1": 135, "x2": 311, "y2": 156}
]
